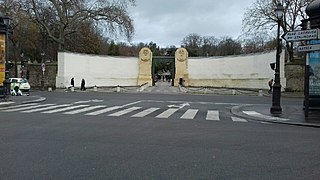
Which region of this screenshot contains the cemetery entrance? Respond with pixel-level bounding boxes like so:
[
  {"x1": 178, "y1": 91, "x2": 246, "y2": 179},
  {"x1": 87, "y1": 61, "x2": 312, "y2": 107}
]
[{"x1": 152, "y1": 57, "x2": 175, "y2": 86}]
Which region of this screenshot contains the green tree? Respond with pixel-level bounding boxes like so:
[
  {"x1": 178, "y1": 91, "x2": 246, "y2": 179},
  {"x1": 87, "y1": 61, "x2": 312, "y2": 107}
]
[{"x1": 216, "y1": 37, "x2": 242, "y2": 56}]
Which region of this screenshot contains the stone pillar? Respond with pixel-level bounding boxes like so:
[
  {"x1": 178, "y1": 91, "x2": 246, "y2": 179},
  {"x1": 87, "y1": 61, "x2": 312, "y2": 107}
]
[
  {"x1": 137, "y1": 47, "x2": 153, "y2": 86},
  {"x1": 174, "y1": 48, "x2": 189, "y2": 86}
]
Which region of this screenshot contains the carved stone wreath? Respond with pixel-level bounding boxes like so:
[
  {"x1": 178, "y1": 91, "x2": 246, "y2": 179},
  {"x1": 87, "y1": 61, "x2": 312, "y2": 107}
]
[
  {"x1": 139, "y1": 48, "x2": 151, "y2": 62},
  {"x1": 176, "y1": 48, "x2": 187, "y2": 62}
]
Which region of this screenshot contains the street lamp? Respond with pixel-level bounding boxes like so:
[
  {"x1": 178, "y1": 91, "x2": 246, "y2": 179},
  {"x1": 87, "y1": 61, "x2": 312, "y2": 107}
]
[
  {"x1": 0, "y1": 12, "x2": 10, "y2": 98},
  {"x1": 270, "y1": 3, "x2": 284, "y2": 114}
]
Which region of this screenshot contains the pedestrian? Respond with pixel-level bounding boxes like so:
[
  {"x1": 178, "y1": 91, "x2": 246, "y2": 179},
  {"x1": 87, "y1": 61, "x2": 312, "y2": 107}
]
[
  {"x1": 80, "y1": 78, "x2": 86, "y2": 91},
  {"x1": 71, "y1": 77, "x2": 74, "y2": 87},
  {"x1": 268, "y1": 79, "x2": 273, "y2": 93}
]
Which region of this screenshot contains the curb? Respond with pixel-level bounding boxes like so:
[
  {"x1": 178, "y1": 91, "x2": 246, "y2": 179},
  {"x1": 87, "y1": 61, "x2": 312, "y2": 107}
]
[
  {"x1": 231, "y1": 104, "x2": 320, "y2": 128},
  {"x1": 21, "y1": 96, "x2": 47, "y2": 104}
]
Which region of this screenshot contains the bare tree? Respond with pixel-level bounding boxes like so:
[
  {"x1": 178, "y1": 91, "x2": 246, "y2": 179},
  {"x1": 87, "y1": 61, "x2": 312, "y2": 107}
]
[
  {"x1": 18, "y1": 0, "x2": 135, "y2": 51},
  {"x1": 242, "y1": 0, "x2": 313, "y2": 61}
]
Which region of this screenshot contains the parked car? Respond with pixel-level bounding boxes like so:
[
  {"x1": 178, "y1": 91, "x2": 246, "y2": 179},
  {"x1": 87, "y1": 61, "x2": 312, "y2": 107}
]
[{"x1": 9, "y1": 78, "x2": 31, "y2": 93}]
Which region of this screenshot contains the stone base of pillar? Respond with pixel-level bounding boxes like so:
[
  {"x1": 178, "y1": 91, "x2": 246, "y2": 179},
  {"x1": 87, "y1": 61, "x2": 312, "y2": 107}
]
[{"x1": 137, "y1": 75, "x2": 152, "y2": 86}]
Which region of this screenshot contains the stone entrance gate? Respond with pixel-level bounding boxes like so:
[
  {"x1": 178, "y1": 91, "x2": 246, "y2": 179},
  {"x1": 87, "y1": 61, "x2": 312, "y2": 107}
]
[{"x1": 137, "y1": 47, "x2": 189, "y2": 87}]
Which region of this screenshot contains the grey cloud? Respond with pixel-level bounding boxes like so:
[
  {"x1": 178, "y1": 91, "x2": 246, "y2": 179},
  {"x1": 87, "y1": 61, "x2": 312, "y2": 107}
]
[{"x1": 128, "y1": 0, "x2": 254, "y2": 47}]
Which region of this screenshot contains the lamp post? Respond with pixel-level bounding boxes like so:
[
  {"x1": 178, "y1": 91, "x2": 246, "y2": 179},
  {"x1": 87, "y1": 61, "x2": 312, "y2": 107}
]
[
  {"x1": 0, "y1": 12, "x2": 10, "y2": 98},
  {"x1": 270, "y1": 3, "x2": 284, "y2": 114},
  {"x1": 40, "y1": 51, "x2": 45, "y2": 91}
]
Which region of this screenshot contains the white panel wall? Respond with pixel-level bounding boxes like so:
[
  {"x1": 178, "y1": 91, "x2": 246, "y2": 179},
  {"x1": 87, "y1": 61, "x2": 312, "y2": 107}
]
[
  {"x1": 188, "y1": 50, "x2": 286, "y2": 90},
  {"x1": 56, "y1": 50, "x2": 286, "y2": 90},
  {"x1": 56, "y1": 52, "x2": 139, "y2": 88}
]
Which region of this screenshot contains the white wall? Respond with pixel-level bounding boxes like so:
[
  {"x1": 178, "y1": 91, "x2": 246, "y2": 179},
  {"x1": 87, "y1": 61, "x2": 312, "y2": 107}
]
[
  {"x1": 188, "y1": 50, "x2": 286, "y2": 90},
  {"x1": 56, "y1": 52, "x2": 139, "y2": 88},
  {"x1": 56, "y1": 50, "x2": 286, "y2": 90}
]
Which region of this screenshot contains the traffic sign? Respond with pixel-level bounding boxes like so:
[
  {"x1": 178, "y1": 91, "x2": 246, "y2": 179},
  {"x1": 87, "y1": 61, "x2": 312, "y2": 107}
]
[
  {"x1": 282, "y1": 29, "x2": 320, "y2": 42},
  {"x1": 298, "y1": 44, "x2": 320, "y2": 52},
  {"x1": 41, "y1": 63, "x2": 45, "y2": 72}
]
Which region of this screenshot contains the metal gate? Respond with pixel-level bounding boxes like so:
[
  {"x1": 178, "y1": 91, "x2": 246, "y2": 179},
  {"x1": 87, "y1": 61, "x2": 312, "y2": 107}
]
[{"x1": 152, "y1": 56, "x2": 175, "y2": 86}]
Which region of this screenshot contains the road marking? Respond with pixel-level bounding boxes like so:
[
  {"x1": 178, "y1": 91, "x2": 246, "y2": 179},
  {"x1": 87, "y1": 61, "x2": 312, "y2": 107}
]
[
  {"x1": 85, "y1": 106, "x2": 122, "y2": 115},
  {"x1": 0, "y1": 102, "x2": 14, "y2": 106},
  {"x1": 243, "y1": 111, "x2": 290, "y2": 121},
  {"x1": 206, "y1": 110, "x2": 220, "y2": 121},
  {"x1": 3, "y1": 104, "x2": 55, "y2": 112},
  {"x1": 0, "y1": 103, "x2": 39, "y2": 110},
  {"x1": 231, "y1": 116, "x2": 248, "y2": 122},
  {"x1": 22, "y1": 104, "x2": 72, "y2": 113},
  {"x1": 42, "y1": 105, "x2": 89, "y2": 114},
  {"x1": 156, "y1": 108, "x2": 179, "y2": 118},
  {"x1": 108, "y1": 107, "x2": 142, "y2": 117},
  {"x1": 64, "y1": 105, "x2": 106, "y2": 115},
  {"x1": 180, "y1": 109, "x2": 198, "y2": 119},
  {"x1": 131, "y1": 107, "x2": 160, "y2": 117},
  {"x1": 168, "y1": 102, "x2": 190, "y2": 109},
  {"x1": 73, "y1": 99, "x2": 104, "y2": 104}
]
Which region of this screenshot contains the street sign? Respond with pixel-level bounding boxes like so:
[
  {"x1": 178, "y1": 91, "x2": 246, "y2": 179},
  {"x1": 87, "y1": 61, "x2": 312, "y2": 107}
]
[
  {"x1": 41, "y1": 63, "x2": 45, "y2": 72},
  {"x1": 298, "y1": 44, "x2": 320, "y2": 52},
  {"x1": 282, "y1": 29, "x2": 320, "y2": 42}
]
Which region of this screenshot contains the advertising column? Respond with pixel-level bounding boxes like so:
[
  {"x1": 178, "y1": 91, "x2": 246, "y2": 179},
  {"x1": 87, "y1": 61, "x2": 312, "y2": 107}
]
[
  {"x1": 309, "y1": 40, "x2": 320, "y2": 98},
  {"x1": 0, "y1": 34, "x2": 5, "y2": 88}
]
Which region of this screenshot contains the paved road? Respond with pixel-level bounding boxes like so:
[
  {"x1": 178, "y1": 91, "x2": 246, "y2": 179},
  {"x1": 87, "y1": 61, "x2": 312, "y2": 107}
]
[{"x1": 1, "y1": 90, "x2": 319, "y2": 179}]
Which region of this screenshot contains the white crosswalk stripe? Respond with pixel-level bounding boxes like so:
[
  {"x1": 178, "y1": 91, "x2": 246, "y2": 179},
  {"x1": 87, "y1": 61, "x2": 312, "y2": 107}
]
[
  {"x1": 108, "y1": 107, "x2": 142, "y2": 117},
  {"x1": 0, "y1": 103, "x2": 39, "y2": 110},
  {"x1": 180, "y1": 109, "x2": 198, "y2": 119},
  {"x1": 156, "y1": 108, "x2": 179, "y2": 118},
  {"x1": 206, "y1": 110, "x2": 220, "y2": 121},
  {"x1": 85, "y1": 106, "x2": 123, "y2": 116},
  {"x1": 131, "y1": 107, "x2": 160, "y2": 117},
  {"x1": 22, "y1": 104, "x2": 72, "y2": 113},
  {"x1": 64, "y1": 105, "x2": 106, "y2": 115},
  {"x1": 41, "y1": 105, "x2": 89, "y2": 114},
  {"x1": 1, "y1": 103, "x2": 253, "y2": 123},
  {"x1": 231, "y1": 116, "x2": 248, "y2": 122},
  {"x1": 0, "y1": 102, "x2": 14, "y2": 106},
  {"x1": 3, "y1": 104, "x2": 55, "y2": 112}
]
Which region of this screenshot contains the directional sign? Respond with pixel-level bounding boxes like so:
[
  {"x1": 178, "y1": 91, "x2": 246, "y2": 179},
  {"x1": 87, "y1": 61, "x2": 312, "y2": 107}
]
[
  {"x1": 298, "y1": 44, "x2": 320, "y2": 52},
  {"x1": 282, "y1": 29, "x2": 320, "y2": 42}
]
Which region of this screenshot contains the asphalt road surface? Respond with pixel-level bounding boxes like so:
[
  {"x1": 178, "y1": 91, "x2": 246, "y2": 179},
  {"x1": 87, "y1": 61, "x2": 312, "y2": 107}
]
[{"x1": 0, "y1": 91, "x2": 319, "y2": 179}]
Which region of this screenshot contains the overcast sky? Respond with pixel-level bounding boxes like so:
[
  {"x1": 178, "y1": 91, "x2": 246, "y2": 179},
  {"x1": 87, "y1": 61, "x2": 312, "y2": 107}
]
[{"x1": 126, "y1": 0, "x2": 255, "y2": 48}]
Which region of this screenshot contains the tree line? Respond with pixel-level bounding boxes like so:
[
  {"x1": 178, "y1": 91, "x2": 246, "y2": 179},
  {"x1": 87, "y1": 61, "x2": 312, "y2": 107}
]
[{"x1": 0, "y1": 0, "x2": 312, "y2": 62}]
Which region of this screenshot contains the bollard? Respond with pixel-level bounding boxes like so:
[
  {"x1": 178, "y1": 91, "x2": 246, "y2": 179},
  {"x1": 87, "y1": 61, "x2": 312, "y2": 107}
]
[
  {"x1": 48, "y1": 87, "x2": 52, "y2": 92},
  {"x1": 93, "y1": 85, "x2": 97, "y2": 92},
  {"x1": 232, "y1": 89, "x2": 236, "y2": 95},
  {"x1": 71, "y1": 86, "x2": 75, "y2": 92},
  {"x1": 258, "y1": 90, "x2": 263, "y2": 96},
  {"x1": 116, "y1": 85, "x2": 120, "y2": 92}
]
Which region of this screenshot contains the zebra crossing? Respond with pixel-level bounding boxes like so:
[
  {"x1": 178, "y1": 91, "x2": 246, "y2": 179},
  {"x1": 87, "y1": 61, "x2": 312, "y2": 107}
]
[{"x1": 0, "y1": 102, "x2": 251, "y2": 123}]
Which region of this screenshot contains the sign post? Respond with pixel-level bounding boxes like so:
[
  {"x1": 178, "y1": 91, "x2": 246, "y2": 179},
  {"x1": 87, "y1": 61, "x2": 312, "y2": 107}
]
[
  {"x1": 41, "y1": 63, "x2": 45, "y2": 91},
  {"x1": 283, "y1": 28, "x2": 320, "y2": 117}
]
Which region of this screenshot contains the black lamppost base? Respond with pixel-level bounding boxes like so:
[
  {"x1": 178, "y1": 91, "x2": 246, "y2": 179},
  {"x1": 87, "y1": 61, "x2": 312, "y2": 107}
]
[
  {"x1": 270, "y1": 106, "x2": 282, "y2": 114},
  {"x1": 40, "y1": 80, "x2": 44, "y2": 91}
]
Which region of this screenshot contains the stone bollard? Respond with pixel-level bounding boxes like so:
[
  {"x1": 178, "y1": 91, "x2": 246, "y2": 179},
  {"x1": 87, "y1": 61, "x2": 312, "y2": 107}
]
[
  {"x1": 116, "y1": 85, "x2": 120, "y2": 92},
  {"x1": 93, "y1": 85, "x2": 97, "y2": 92},
  {"x1": 48, "y1": 87, "x2": 52, "y2": 92},
  {"x1": 71, "y1": 86, "x2": 75, "y2": 92},
  {"x1": 258, "y1": 90, "x2": 263, "y2": 96},
  {"x1": 232, "y1": 89, "x2": 236, "y2": 95}
]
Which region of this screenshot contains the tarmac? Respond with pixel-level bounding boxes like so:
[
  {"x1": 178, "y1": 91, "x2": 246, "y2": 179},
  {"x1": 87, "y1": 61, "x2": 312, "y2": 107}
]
[{"x1": 1, "y1": 82, "x2": 319, "y2": 128}]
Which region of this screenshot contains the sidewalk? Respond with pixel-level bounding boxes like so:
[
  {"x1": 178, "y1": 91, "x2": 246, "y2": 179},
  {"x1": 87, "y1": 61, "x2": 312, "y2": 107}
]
[{"x1": 231, "y1": 104, "x2": 320, "y2": 128}]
